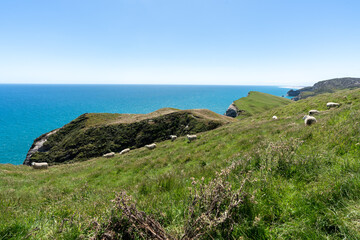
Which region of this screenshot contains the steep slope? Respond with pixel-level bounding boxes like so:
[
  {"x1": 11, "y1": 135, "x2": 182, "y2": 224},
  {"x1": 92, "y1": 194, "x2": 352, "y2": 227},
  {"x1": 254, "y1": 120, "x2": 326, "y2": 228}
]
[
  {"x1": 24, "y1": 108, "x2": 236, "y2": 165},
  {"x1": 1, "y1": 89, "x2": 360, "y2": 239},
  {"x1": 230, "y1": 91, "x2": 291, "y2": 118}
]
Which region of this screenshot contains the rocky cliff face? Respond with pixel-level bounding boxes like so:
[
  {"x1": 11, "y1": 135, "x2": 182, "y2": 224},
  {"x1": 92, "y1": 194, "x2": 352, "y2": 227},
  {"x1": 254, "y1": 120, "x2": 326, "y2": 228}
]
[
  {"x1": 225, "y1": 103, "x2": 240, "y2": 118},
  {"x1": 23, "y1": 129, "x2": 59, "y2": 165},
  {"x1": 287, "y1": 77, "x2": 360, "y2": 101}
]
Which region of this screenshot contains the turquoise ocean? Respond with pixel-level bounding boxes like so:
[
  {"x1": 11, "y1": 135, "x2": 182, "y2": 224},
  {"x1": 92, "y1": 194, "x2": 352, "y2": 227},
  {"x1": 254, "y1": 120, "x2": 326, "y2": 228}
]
[{"x1": 0, "y1": 84, "x2": 291, "y2": 165}]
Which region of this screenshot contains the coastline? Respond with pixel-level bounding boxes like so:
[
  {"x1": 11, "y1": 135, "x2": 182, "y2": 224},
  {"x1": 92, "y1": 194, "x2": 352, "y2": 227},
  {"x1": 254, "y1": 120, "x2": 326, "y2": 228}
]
[{"x1": 0, "y1": 84, "x2": 289, "y2": 165}]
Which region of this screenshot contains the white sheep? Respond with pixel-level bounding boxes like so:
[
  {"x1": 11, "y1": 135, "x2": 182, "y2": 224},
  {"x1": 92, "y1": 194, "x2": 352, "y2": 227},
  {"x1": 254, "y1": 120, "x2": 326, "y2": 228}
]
[
  {"x1": 145, "y1": 143, "x2": 157, "y2": 150},
  {"x1": 308, "y1": 110, "x2": 320, "y2": 115},
  {"x1": 327, "y1": 102, "x2": 340, "y2": 108},
  {"x1": 103, "y1": 152, "x2": 115, "y2": 158},
  {"x1": 170, "y1": 135, "x2": 177, "y2": 142},
  {"x1": 272, "y1": 116, "x2": 278, "y2": 120},
  {"x1": 31, "y1": 162, "x2": 48, "y2": 169},
  {"x1": 120, "y1": 148, "x2": 130, "y2": 155},
  {"x1": 303, "y1": 115, "x2": 317, "y2": 126},
  {"x1": 187, "y1": 134, "x2": 197, "y2": 142}
]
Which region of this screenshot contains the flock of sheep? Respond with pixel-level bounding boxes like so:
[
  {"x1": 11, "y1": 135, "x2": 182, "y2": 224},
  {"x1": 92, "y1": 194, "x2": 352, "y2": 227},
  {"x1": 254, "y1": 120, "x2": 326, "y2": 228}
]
[
  {"x1": 101, "y1": 134, "x2": 197, "y2": 159},
  {"x1": 31, "y1": 131, "x2": 198, "y2": 169},
  {"x1": 272, "y1": 101, "x2": 340, "y2": 126},
  {"x1": 30, "y1": 101, "x2": 341, "y2": 170}
]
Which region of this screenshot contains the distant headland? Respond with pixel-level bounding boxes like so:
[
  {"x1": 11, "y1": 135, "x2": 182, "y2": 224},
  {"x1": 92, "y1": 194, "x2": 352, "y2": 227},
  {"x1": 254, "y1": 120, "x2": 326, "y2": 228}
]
[{"x1": 287, "y1": 77, "x2": 360, "y2": 101}]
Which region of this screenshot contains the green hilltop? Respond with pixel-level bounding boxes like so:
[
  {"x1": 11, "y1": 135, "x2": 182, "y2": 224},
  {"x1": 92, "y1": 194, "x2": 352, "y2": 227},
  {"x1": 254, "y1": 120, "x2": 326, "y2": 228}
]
[
  {"x1": 233, "y1": 91, "x2": 291, "y2": 118},
  {"x1": 26, "y1": 108, "x2": 236, "y2": 165},
  {"x1": 2, "y1": 89, "x2": 360, "y2": 239}
]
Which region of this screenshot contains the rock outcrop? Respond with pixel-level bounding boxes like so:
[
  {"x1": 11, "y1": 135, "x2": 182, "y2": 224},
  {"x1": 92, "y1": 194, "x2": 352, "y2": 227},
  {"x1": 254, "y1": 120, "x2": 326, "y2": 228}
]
[
  {"x1": 23, "y1": 129, "x2": 59, "y2": 165},
  {"x1": 287, "y1": 89, "x2": 300, "y2": 97},
  {"x1": 225, "y1": 103, "x2": 240, "y2": 118}
]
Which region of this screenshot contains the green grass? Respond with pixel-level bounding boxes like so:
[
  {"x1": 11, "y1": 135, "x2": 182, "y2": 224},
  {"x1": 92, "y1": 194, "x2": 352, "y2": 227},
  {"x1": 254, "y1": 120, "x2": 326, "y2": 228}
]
[
  {"x1": 1, "y1": 89, "x2": 360, "y2": 239},
  {"x1": 234, "y1": 91, "x2": 292, "y2": 118},
  {"x1": 84, "y1": 108, "x2": 181, "y2": 127},
  {"x1": 84, "y1": 113, "x2": 123, "y2": 127},
  {"x1": 299, "y1": 90, "x2": 316, "y2": 98}
]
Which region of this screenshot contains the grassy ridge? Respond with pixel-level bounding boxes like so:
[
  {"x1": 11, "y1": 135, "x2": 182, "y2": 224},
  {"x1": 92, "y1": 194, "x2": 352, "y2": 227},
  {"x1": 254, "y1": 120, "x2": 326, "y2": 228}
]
[
  {"x1": 234, "y1": 91, "x2": 292, "y2": 118},
  {"x1": 29, "y1": 108, "x2": 236, "y2": 165},
  {"x1": 1, "y1": 89, "x2": 360, "y2": 239},
  {"x1": 84, "y1": 108, "x2": 180, "y2": 127}
]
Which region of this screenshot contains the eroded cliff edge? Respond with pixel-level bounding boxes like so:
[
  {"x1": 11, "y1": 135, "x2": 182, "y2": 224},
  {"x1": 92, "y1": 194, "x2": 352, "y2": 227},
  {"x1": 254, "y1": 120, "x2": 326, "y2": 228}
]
[{"x1": 23, "y1": 129, "x2": 60, "y2": 165}]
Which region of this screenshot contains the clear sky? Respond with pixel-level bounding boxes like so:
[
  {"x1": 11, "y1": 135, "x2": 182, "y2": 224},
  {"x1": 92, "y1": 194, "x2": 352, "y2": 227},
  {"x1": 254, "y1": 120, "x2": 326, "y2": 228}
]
[{"x1": 0, "y1": 0, "x2": 359, "y2": 86}]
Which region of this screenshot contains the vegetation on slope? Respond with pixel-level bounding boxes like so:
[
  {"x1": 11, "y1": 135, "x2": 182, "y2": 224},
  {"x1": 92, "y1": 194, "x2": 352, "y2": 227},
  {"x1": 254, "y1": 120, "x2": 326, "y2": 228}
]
[
  {"x1": 27, "y1": 108, "x2": 236, "y2": 165},
  {"x1": 233, "y1": 91, "x2": 291, "y2": 118},
  {"x1": 1, "y1": 89, "x2": 360, "y2": 239},
  {"x1": 289, "y1": 77, "x2": 360, "y2": 101}
]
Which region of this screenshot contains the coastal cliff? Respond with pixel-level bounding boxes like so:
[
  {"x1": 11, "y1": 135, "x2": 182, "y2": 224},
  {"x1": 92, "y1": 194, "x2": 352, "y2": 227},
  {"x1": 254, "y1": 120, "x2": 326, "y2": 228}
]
[
  {"x1": 24, "y1": 108, "x2": 236, "y2": 165},
  {"x1": 226, "y1": 91, "x2": 291, "y2": 118},
  {"x1": 288, "y1": 77, "x2": 360, "y2": 100}
]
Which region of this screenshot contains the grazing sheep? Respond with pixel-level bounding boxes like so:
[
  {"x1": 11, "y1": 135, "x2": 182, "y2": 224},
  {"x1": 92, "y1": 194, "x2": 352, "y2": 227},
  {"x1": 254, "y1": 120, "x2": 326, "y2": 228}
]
[
  {"x1": 31, "y1": 162, "x2": 48, "y2": 169},
  {"x1": 145, "y1": 143, "x2": 157, "y2": 150},
  {"x1": 327, "y1": 102, "x2": 340, "y2": 108},
  {"x1": 187, "y1": 134, "x2": 197, "y2": 142},
  {"x1": 103, "y1": 152, "x2": 115, "y2": 158},
  {"x1": 170, "y1": 135, "x2": 177, "y2": 142},
  {"x1": 303, "y1": 115, "x2": 317, "y2": 126},
  {"x1": 308, "y1": 110, "x2": 320, "y2": 115},
  {"x1": 272, "y1": 116, "x2": 278, "y2": 120},
  {"x1": 120, "y1": 148, "x2": 130, "y2": 155}
]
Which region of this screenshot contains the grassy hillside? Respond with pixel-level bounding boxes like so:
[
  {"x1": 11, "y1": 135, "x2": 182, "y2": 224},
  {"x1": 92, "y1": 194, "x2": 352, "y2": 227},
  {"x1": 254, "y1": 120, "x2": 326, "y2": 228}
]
[
  {"x1": 290, "y1": 77, "x2": 360, "y2": 101},
  {"x1": 27, "y1": 108, "x2": 236, "y2": 165},
  {"x1": 233, "y1": 91, "x2": 291, "y2": 118},
  {"x1": 2, "y1": 89, "x2": 360, "y2": 239}
]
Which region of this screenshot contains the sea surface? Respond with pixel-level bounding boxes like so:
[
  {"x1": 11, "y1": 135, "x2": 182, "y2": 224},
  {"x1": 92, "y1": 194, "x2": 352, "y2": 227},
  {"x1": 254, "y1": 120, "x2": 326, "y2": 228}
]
[{"x1": 0, "y1": 84, "x2": 292, "y2": 165}]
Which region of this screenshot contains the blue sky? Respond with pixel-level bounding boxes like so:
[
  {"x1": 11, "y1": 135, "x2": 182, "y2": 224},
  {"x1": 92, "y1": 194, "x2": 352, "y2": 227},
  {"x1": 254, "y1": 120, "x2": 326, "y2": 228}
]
[{"x1": 0, "y1": 0, "x2": 359, "y2": 85}]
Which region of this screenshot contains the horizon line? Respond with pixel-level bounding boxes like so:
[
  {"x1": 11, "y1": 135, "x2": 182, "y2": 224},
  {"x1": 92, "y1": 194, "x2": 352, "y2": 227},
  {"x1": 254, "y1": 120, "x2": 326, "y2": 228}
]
[{"x1": 0, "y1": 83, "x2": 305, "y2": 88}]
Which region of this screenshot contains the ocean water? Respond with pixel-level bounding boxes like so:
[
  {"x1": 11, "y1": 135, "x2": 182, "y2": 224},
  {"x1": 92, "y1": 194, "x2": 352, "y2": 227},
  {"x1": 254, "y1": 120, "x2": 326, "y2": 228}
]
[{"x1": 0, "y1": 84, "x2": 291, "y2": 165}]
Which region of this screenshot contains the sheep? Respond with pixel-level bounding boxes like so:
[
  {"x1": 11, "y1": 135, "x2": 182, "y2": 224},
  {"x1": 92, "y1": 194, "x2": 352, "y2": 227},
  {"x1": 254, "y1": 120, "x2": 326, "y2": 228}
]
[
  {"x1": 327, "y1": 102, "x2": 340, "y2": 108},
  {"x1": 170, "y1": 135, "x2": 177, "y2": 142},
  {"x1": 272, "y1": 116, "x2": 278, "y2": 120},
  {"x1": 120, "y1": 148, "x2": 130, "y2": 155},
  {"x1": 303, "y1": 115, "x2": 317, "y2": 126},
  {"x1": 308, "y1": 110, "x2": 320, "y2": 115},
  {"x1": 187, "y1": 134, "x2": 197, "y2": 142},
  {"x1": 145, "y1": 143, "x2": 156, "y2": 150},
  {"x1": 103, "y1": 152, "x2": 115, "y2": 158},
  {"x1": 31, "y1": 162, "x2": 48, "y2": 169}
]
